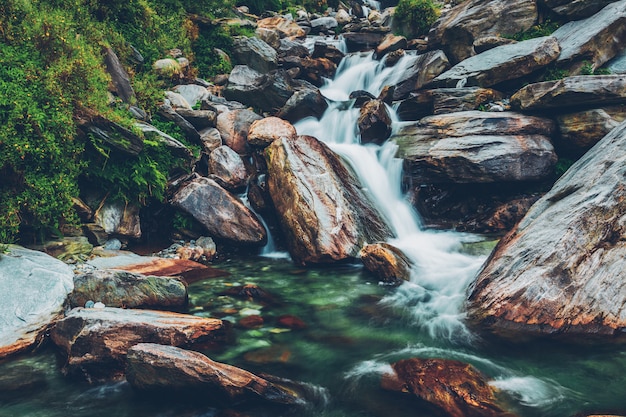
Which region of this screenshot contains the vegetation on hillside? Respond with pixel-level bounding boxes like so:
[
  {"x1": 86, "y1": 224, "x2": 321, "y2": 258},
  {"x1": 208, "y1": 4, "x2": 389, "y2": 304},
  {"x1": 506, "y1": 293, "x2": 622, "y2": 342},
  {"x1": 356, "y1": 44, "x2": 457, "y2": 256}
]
[{"x1": 393, "y1": 0, "x2": 440, "y2": 39}]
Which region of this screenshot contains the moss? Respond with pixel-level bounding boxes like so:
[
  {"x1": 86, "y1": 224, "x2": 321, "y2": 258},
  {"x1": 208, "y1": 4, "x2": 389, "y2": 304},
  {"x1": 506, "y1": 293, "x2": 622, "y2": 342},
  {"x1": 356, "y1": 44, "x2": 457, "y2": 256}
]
[{"x1": 393, "y1": 0, "x2": 440, "y2": 39}]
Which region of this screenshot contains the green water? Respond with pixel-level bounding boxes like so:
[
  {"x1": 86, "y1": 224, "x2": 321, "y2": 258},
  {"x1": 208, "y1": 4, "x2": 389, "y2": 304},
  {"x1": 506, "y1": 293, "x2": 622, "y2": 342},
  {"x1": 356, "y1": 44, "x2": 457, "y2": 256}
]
[{"x1": 1, "y1": 255, "x2": 626, "y2": 417}]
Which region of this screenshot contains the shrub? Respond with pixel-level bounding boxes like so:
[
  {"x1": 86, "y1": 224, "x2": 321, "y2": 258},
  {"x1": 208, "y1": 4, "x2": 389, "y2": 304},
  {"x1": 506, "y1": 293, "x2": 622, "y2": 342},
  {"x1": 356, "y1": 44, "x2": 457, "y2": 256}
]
[
  {"x1": 393, "y1": 0, "x2": 440, "y2": 39},
  {"x1": 505, "y1": 19, "x2": 560, "y2": 41}
]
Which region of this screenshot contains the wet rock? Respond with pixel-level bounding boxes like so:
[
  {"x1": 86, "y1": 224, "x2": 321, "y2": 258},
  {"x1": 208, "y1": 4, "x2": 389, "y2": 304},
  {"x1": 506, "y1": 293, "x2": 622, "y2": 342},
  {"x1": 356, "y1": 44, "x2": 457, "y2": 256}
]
[
  {"x1": 392, "y1": 50, "x2": 451, "y2": 100},
  {"x1": 375, "y1": 34, "x2": 407, "y2": 59},
  {"x1": 170, "y1": 175, "x2": 266, "y2": 245},
  {"x1": 311, "y1": 42, "x2": 345, "y2": 66},
  {"x1": 265, "y1": 135, "x2": 392, "y2": 264},
  {"x1": 343, "y1": 30, "x2": 389, "y2": 52},
  {"x1": 393, "y1": 111, "x2": 557, "y2": 183},
  {"x1": 552, "y1": 0, "x2": 626, "y2": 73},
  {"x1": 296, "y1": 57, "x2": 338, "y2": 87},
  {"x1": 428, "y1": 0, "x2": 537, "y2": 64},
  {"x1": 231, "y1": 36, "x2": 277, "y2": 74},
  {"x1": 511, "y1": 75, "x2": 626, "y2": 111},
  {"x1": 0, "y1": 246, "x2": 74, "y2": 359},
  {"x1": 383, "y1": 49, "x2": 405, "y2": 67},
  {"x1": 555, "y1": 107, "x2": 626, "y2": 154},
  {"x1": 349, "y1": 90, "x2": 377, "y2": 107},
  {"x1": 276, "y1": 315, "x2": 307, "y2": 330},
  {"x1": 50, "y1": 307, "x2": 227, "y2": 380},
  {"x1": 94, "y1": 200, "x2": 142, "y2": 239},
  {"x1": 238, "y1": 315, "x2": 264, "y2": 329},
  {"x1": 209, "y1": 145, "x2": 248, "y2": 190},
  {"x1": 359, "y1": 242, "x2": 412, "y2": 284},
  {"x1": 0, "y1": 364, "x2": 48, "y2": 399},
  {"x1": 69, "y1": 270, "x2": 187, "y2": 309},
  {"x1": 429, "y1": 87, "x2": 505, "y2": 115},
  {"x1": 221, "y1": 284, "x2": 278, "y2": 305},
  {"x1": 310, "y1": 16, "x2": 338, "y2": 34},
  {"x1": 104, "y1": 47, "x2": 135, "y2": 104},
  {"x1": 467, "y1": 120, "x2": 626, "y2": 339},
  {"x1": 216, "y1": 108, "x2": 263, "y2": 155},
  {"x1": 544, "y1": 0, "x2": 616, "y2": 19},
  {"x1": 357, "y1": 99, "x2": 392, "y2": 144},
  {"x1": 126, "y1": 344, "x2": 302, "y2": 404},
  {"x1": 277, "y1": 88, "x2": 328, "y2": 122},
  {"x1": 381, "y1": 358, "x2": 514, "y2": 417},
  {"x1": 427, "y1": 36, "x2": 560, "y2": 89},
  {"x1": 223, "y1": 66, "x2": 297, "y2": 114},
  {"x1": 243, "y1": 344, "x2": 292, "y2": 364},
  {"x1": 257, "y1": 16, "x2": 306, "y2": 38},
  {"x1": 248, "y1": 117, "x2": 297, "y2": 148}
]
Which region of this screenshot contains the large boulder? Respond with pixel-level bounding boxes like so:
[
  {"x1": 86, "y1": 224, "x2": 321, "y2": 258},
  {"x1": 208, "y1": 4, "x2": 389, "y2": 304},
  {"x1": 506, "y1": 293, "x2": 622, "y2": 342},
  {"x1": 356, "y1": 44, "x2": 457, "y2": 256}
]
[
  {"x1": 277, "y1": 88, "x2": 328, "y2": 122},
  {"x1": 511, "y1": 75, "x2": 626, "y2": 111},
  {"x1": 426, "y1": 36, "x2": 560, "y2": 89},
  {"x1": 429, "y1": 87, "x2": 505, "y2": 115},
  {"x1": 170, "y1": 175, "x2": 266, "y2": 245},
  {"x1": 51, "y1": 307, "x2": 227, "y2": 379},
  {"x1": 257, "y1": 16, "x2": 306, "y2": 38},
  {"x1": 343, "y1": 30, "x2": 390, "y2": 52},
  {"x1": 223, "y1": 66, "x2": 297, "y2": 114},
  {"x1": 391, "y1": 50, "x2": 450, "y2": 100},
  {"x1": 231, "y1": 36, "x2": 277, "y2": 74},
  {"x1": 544, "y1": 0, "x2": 616, "y2": 19},
  {"x1": 552, "y1": 0, "x2": 626, "y2": 73},
  {"x1": 126, "y1": 343, "x2": 302, "y2": 404},
  {"x1": 392, "y1": 111, "x2": 557, "y2": 183},
  {"x1": 428, "y1": 0, "x2": 538, "y2": 64},
  {"x1": 216, "y1": 107, "x2": 263, "y2": 155},
  {"x1": 247, "y1": 116, "x2": 297, "y2": 148},
  {"x1": 467, "y1": 120, "x2": 626, "y2": 340},
  {"x1": 381, "y1": 358, "x2": 515, "y2": 417},
  {"x1": 208, "y1": 145, "x2": 249, "y2": 190},
  {"x1": 265, "y1": 135, "x2": 392, "y2": 264},
  {"x1": 68, "y1": 270, "x2": 187, "y2": 309},
  {"x1": 0, "y1": 246, "x2": 74, "y2": 359}
]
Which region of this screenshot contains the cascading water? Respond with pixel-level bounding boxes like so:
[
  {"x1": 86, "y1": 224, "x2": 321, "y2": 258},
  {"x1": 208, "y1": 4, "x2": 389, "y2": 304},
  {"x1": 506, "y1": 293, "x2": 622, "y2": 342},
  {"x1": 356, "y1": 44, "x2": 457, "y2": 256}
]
[{"x1": 294, "y1": 49, "x2": 485, "y2": 341}]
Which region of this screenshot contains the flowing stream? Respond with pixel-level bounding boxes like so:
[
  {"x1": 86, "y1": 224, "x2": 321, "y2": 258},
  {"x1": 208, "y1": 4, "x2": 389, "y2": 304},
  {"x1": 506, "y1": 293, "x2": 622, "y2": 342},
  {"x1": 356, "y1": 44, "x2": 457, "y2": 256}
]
[{"x1": 4, "y1": 38, "x2": 626, "y2": 417}]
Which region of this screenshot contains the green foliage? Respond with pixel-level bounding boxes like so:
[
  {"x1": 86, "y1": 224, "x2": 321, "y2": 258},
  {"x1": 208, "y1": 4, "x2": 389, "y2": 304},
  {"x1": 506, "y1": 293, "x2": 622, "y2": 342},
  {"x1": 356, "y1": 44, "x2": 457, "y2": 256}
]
[
  {"x1": 555, "y1": 157, "x2": 575, "y2": 177},
  {"x1": 542, "y1": 64, "x2": 569, "y2": 81},
  {"x1": 172, "y1": 211, "x2": 194, "y2": 230},
  {"x1": 580, "y1": 61, "x2": 612, "y2": 76},
  {"x1": 393, "y1": 0, "x2": 440, "y2": 39},
  {"x1": 192, "y1": 24, "x2": 235, "y2": 78},
  {"x1": 505, "y1": 20, "x2": 560, "y2": 41}
]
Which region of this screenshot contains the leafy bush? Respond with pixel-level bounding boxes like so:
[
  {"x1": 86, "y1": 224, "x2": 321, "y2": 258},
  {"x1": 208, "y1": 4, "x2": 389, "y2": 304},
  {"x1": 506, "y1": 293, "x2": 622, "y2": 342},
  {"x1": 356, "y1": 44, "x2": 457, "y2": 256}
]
[
  {"x1": 393, "y1": 0, "x2": 440, "y2": 39},
  {"x1": 505, "y1": 19, "x2": 560, "y2": 41}
]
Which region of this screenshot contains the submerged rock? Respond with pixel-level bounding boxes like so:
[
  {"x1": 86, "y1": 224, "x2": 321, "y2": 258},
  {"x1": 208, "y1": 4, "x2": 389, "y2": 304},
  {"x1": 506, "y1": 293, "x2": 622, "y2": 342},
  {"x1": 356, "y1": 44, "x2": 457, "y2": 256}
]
[
  {"x1": 265, "y1": 135, "x2": 392, "y2": 264},
  {"x1": 50, "y1": 307, "x2": 227, "y2": 379},
  {"x1": 126, "y1": 343, "x2": 302, "y2": 404},
  {"x1": 381, "y1": 358, "x2": 515, "y2": 417},
  {"x1": 467, "y1": 120, "x2": 626, "y2": 340},
  {"x1": 0, "y1": 246, "x2": 74, "y2": 359}
]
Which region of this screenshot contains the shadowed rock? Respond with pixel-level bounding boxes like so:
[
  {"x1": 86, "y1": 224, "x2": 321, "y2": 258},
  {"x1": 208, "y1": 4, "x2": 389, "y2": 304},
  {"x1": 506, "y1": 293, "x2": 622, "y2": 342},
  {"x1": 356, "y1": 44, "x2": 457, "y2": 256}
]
[
  {"x1": 358, "y1": 99, "x2": 392, "y2": 144},
  {"x1": 467, "y1": 120, "x2": 626, "y2": 340},
  {"x1": 544, "y1": 0, "x2": 616, "y2": 19},
  {"x1": 265, "y1": 135, "x2": 392, "y2": 264},
  {"x1": 392, "y1": 50, "x2": 450, "y2": 100},
  {"x1": 209, "y1": 145, "x2": 248, "y2": 190},
  {"x1": 231, "y1": 36, "x2": 277, "y2": 74},
  {"x1": 555, "y1": 107, "x2": 626, "y2": 154},
  {"x1": 126, "y1": 343, "x2": 302, "y2": 405}
]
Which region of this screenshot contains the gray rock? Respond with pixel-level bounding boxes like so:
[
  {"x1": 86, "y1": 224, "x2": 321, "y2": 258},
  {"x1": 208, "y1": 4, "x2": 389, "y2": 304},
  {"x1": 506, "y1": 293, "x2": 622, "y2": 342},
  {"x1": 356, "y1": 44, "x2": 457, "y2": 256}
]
[
  {"x1": 358, "y1": 99, "x2": 392, "y2": 144},
  {"x1": 209, "y1": 145, "x2": 248, "y2": 189},
  {"x1": 552, "y1": 0, "x2": 626, "y2": 73},
  {"x1": 427, "y1": 36, "x2": 560, "y2": 89},
  {"x1": 277, "y1": 88, "x2": 328, "y2": 122},
  {"x1": 170, "y1": 175, "x2": 266, "y2": 245},
  {"x1": 255, "y1": 27, "x2": 281, "y2": 50},
  {"x1": 158, "y1": 101, "x2": 200, "y2": 143},
  {"x1": 69, "y1": 270, "x2": 187, "y2": 309},
  {"x1": 467, "y1": 119, "x2": 626, "y2": 339},
  {"x1": 428, "y1": 0, "x2": 538, "y2": 64},
  {"x1": 199, "y1": 127, "x2": 223, "y2": 154},
  {"x1": 0, "y1": 246, "x2": 74, "y2": 359},
  {"x1": 278, "y1": 38, "x2": 310, "y2": 59},
  {"x1": 231, "y1": 36, "x2": 278, "y2": 74},
  {"x1": 310, "y1": 16, "x2": 338, "y2": 33},
  {"x1": 223, "y1": 66, "x2": 297, "y2": 113},
  {"x1": 555, "y1": 107, "x2": 626, "y2": 154},
  {"x1": 175, "y1": 108, "x2": 217, "y2": 130},
  {"x1": 104, "y1": 48, "x2": 135, "y2": 104},
  {"x1": 392, "y1": 50, "x2": 450, "y2": 100},
  {"x1": 545, "y1": 0, "x2": 619, "y2": 21},
  {"x1": 172, "y1": 84, "x2": 210, "y2": 108},
  {"x1": 94, "y1": 200, "x2": 142, "y2": 239},
  {"x1": 135, "y1": 122, "x2": 192, "y2": 158},
  {"x1": 216, "y1": 108, "x2": 263, "y2": 155},
  {"x1": 343, "y1": 30, "x2": 389, "y2": 52},
  {"x1": 393, "y1": 111, "x2": 557, "y2": 183}
]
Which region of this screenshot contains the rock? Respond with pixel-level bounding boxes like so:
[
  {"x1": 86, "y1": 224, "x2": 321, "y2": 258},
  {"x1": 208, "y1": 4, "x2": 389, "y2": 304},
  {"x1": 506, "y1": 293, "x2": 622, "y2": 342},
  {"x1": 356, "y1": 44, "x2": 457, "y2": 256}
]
[
  {"x1": 216, "y1": 108, "x2": 263, "y2": 155},
  {"x1": 392, "y1": 50, "x2": 451, "y2": 100},
  {"x1": 41, "y1": 236, "x2": 93, "y2": 262},
  {"x1": 170, "y1": 175, "x2": 266, "y2": 245},
  {"x1": 104, "y1": 47, "x2": 135, "y2": 104},
  {"x1": 209, "y1": 145, "x2": 249, "y2": 189},
  {"x1": 293, "y1": 56, "x2": 338, "y2": 87},
  {"x1": 172, "y1": 84, "x2": 210, "y2": 109},
  {"x1": 276, "y1": 315, "x2": 307, "y2": 330},
  {"x1": 473, "y1": 36, "x2": 517, "y2": 54},
  {"x1": 257, "y1": 16, "x2": 306, "y2": 38},
  {"x1": 278, "y1": 38, "x2": 310, "y2": 59},
  {"x1": 374, "y1": 34, "x2": 407, "y2": 59},
  {"x1": 555, "y1": 107, "x2": 626, "y2": 154},
  {"x1": 153, "y1": 58, "x2": 182, "y2": 77},
  {"x1": 158, "y1": 101, "x2": 200, "y2": 143},
  {"x1": 312, "y1": 42, "x2": 345, "y2": 66},
  {"x1": 80, "y1": 115, "x2": 143, "y2": 155},
  {"x1": 381, "y1": 358, "x2": 514, "y2": 417},
  {"x1": 0, "y1": 364, "x2": 48, "y2": 399},
  {"x1": 428, "y1": 0, "x2": 537, "y2": 64},
  {"x1": 465, "y1": 195, "x2": 540, "y2": 234},
  {"x1": 350, "y1": 90, "x2": 377, "y2": 107},
  {"x1": 544, "y1": 0, "x2": 616, "y2": 19},
  {"x1": 357, "y1": 99, "x2": 392, "y2": 144},
  {"x1": 165, "y1": 91, "x2": 192, "y2": 110},
  {"x1": 510, "y1": 75, "x2": 626, "y2": 111},
  {"x1": 126, "y1": 343, "x2": 301, "y2": 404},
  {"x1": 175, "y1": 108, "x2": 217, "y2": 131},
  {"x1": 335, "y1": 8, "x2": 352, "y2": 25},
  {"x1": 83, "y1": 223, "x2": 109, "y2": 246},
  {"x1": 0, "y1": 246, "x2": 74, "y2": 359},
  {"x1": 248, "y1": 117, "x2": 297, "y2": 148},
  {"x1": 343, "y1": 31, "x2": 389, "y2": 52},
  {"x1": 223, "y1": 66, "x2": 297, "y2": 114},
  {"x1": 383, "y1": 49, "x2": 405, "y2": 67},
  {"x1": 552, "y1": 0, "x2": 626, "y2": 73},
  {"x1": 265, "y1": 135, "x2": 392, "y2": 264},
  {"x1": 467, "y1": 120, "x2": 626, "y2": 340},
  {"x1": 231, "y1": 36, "x2": 277, "y2": 74},
  {"x1": 221, "y1": 283, "x2": 278, "y2": 304},
  {"x1": 238, "y1": 315, "x2": 264, "y2": 329},
  {"x1": 393, "y1": 111, "x2": 557, "y2": 183},
  {"x1": 310, "y1": 16, "x2": 338, "y2": 34},
  {"x1": 135, "y1": 122, "x2": 193, "y2": 159},
  {"x1": 69, "y1": 270, "x2": 187, "y2": 309},
  {"x1": 94, "y1": 200, "x2": 142, "y2": 239},
  {"x1": 199, "y1": 127, "x2": 223, "y2": 153},
  {"x1": 255, "y1": 27, "x2": 281, "y2": 50},
  {"x1": 277, "y1": 88, "x2": 328, "y2": 122},
  {"x1": 50, "y1": 307, "x2": 227, "y2": 379},
  {"x1": 359, "y1": 242, "x2": 412, "y2": 284},
  {"x1": 427, "y1": 36, "x2": 560, "y2": 89},
  {"x1": 429, "y1": 87, "x2": 505, "y2": 114}
]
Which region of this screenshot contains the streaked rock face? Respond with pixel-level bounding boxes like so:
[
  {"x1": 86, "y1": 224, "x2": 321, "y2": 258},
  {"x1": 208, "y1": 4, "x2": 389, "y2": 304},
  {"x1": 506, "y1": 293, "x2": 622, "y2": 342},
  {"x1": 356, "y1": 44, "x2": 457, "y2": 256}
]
[{"x1": 467, "y1": 120, "x2": 626, "y2": 340}]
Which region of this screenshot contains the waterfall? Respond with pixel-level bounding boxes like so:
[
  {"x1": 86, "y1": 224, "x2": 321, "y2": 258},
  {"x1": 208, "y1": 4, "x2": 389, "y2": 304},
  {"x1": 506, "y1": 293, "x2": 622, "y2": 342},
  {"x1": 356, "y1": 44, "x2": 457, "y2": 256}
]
[{"x1": 294, "y1": 48, "x2": 485, "y2": 342}]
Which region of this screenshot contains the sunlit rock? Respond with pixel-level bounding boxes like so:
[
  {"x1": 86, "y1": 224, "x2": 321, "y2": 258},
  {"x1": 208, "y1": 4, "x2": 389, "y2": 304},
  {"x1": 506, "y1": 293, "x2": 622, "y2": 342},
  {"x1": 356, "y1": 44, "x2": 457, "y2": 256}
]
[
  {"x1": 257, "y1": 16, "x2": 306, "y2": 38},
  {"x1": 265, "y1": 135, "x2": 392, "y2": 264},
  {"x1": 248, "y1": 117, "x2": 297, "y2": 148},
  {"x1": 358, "y1": 99, "x2": 392, "y2": 144},
  {"x1": 0, "y1": 246, "x2": 73, "y2": 359},
  {"x1": 374, "y1": 34, "x2": 407, "y2": 59},
  {"x1": 467, "y1": 120, "x2": 626, "y2": 339},
  {"x1": 360, "y1": 242, "x2": 412, "y2": 284}
]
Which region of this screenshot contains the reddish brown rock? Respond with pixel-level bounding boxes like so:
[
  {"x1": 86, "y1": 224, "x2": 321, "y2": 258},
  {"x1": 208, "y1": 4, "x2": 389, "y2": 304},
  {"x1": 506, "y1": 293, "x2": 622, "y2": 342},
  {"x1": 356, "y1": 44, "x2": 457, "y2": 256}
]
[
  {"x1": 359, "y1": 242, "x2": 412, "y2": 284},
  {"x1": 257, "y1": 16, "x2": 306, "y2": 38},
  {"x1": 381, "y1": 358, "x2": 515, "y2": 417},
  {"x1": 276, "y1": 315, "x2": 307, "y2": 330},
  {"x1": 375, "y1": 34, "x2": 407, "y2": 59},
  {"x1": 238, "y1": 315, "x2": 264, "y2": 329},
  {"x1": 247, "y1": 117, "x2": 297, "y2": 148},
  {"x1": 126, "y1": 343, "x2": 301, "y2": 404},
  {"x1": 358, "y1": 99, "x2": 392, "y2": 144},
  {"x1": 216, "y1": 109, "x2": 263, "y2": 155},
  {"x1": 209, "y1": 145, "x2": 249, "y2": 190},
  {"x1": 51, "y1": 307, "x2": 227, "y2": 380}
]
